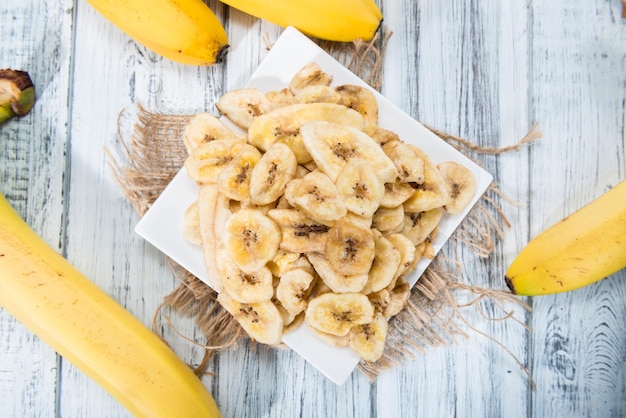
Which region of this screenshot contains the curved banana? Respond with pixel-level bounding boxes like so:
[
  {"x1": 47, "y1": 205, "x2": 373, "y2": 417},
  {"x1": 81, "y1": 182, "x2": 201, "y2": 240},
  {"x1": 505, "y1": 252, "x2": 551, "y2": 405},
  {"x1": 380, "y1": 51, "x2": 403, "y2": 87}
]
[
  {"x1": 218, "y1": 0, "x2": 382, "y2": 42},
  {"x1": 0, "y1": 193, "x2": 221, "y2": 417},
  {"x1": 505, "y1": 179, "x2": 626, "y2": 296},
  {"x1": 86, "y1": 0, "x2": 229, "y2": 65}
]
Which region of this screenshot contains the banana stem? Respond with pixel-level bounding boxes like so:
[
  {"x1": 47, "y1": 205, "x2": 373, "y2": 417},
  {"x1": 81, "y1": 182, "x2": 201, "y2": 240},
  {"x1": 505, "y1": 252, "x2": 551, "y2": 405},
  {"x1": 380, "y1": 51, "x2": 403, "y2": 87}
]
[{"x1": 0, "y1": 69, "x2": 35, "y2": 124}]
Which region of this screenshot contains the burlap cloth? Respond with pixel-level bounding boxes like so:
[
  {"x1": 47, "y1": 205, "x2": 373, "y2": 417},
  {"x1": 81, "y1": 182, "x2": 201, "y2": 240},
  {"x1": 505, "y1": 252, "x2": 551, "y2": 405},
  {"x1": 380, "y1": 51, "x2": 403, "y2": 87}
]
[{"x1": 105, "y1": 29, "x2": 542, "y2": 383}]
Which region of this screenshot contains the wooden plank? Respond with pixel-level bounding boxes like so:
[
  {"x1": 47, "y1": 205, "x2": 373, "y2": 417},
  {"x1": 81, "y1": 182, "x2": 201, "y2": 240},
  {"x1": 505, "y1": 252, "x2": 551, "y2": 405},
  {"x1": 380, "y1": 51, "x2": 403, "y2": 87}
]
[
  {"x1": 527, "y1": 0, "x2": 626, "y2": 417},
  {"x1": 0, "y1": 0, "x2": 74, "y2": 416},
  {"x1": 379, "y1": 0, "x2": 532, "y2": 416},
  {"x1": 56, "y1": 1, "x2": 229, "y2": 415}
]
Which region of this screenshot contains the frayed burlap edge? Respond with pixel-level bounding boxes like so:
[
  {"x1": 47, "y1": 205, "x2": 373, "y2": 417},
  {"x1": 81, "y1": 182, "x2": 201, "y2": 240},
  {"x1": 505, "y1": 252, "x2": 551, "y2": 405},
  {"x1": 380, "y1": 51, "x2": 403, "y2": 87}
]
[{"x1": 104, "y1": 28, "x2": 541, "y2": 383}]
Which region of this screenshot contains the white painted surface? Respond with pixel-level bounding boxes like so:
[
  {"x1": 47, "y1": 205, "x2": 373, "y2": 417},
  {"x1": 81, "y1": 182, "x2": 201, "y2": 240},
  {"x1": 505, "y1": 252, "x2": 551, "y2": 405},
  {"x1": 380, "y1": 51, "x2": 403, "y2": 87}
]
[{"x1": 1, "y1": 1, "x2": 625, "y2": 417}]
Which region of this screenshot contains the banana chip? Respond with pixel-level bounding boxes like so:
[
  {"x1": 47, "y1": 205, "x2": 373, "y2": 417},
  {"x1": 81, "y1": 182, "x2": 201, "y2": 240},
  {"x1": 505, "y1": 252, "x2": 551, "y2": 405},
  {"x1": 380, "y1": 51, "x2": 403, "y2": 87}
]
[
  {"x1": 184, "y1": 139, "x2": 247, "y2": 184},
  {"x1": 217, "y1": 291, "x2": 284, "y2": 345},
  {"x1": 182, "y1": 201, "x2": 202, "y2": 246},
  {"x1": 223, "y1": 208, "x2": 281, "y2": 274},
  {"x1": 325, "y1": 216, "x2": 375, "y2": 277},
  {"x1": 437, "y1": 161, "x2": 477, "y2": 215},
  {"x1": 335, "y1": 84, "x2": 378, "y2": 124},
  {"x1": 335, "y1": 159, "x2": 385, "y2": 218},
  {"x1": 182, "y1": 112, "x2": 243, "y2": 155},
  {"x1": 249, "y1": 142, "x2": 298, "y2": 205},
  {"x1": 285, "y1": 170, "x2": 346, "y2": 225},
  {"x1": 216, "y1": 88, "x2": 271, "y2": 129},
  {"x1": 289, "y1": 62, "x2": 333, "y2": 94},
  {"x1": 220, "y1": 257, "x2": 274, "y2": 304},
  {"x1": 183, "y1": 62, "x2": 477, "y2": 363},
  {"x1": 305, "y1": 292, "x2": 374, "y2": 336},
  {"x1": 301, "y1": 120, "x2": 397, "y2": 183},
  {"x1": 275, "y1": 268, "x2": 315, "y2": 315},
  {"x1": 348, "y1": 312, "x2": 388, "y2": 362}
]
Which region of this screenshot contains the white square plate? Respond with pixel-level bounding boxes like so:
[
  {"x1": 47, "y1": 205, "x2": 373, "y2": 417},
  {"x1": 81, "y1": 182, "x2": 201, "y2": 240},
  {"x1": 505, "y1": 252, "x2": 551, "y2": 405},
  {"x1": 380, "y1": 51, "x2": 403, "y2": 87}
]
[{"x1": 136, "y1": 26, "x2": 493, "y2": 385}]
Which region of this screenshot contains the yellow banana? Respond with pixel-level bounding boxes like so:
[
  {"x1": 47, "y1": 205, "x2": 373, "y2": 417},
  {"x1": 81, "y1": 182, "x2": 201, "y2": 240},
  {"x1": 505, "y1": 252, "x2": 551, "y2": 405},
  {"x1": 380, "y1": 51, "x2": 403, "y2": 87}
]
[
  {"x1": 219, "y1": 0, "x2": 382, "y2": 42},
  {"x1": 0, "y1": 192, "x2": 221, "y2": 417},
  {"x1": 505, "y1": 179, "x2": 626, "y2": 296},
  {"x1": 85, "y1": 0, "x2": 229, "y2": 65}
]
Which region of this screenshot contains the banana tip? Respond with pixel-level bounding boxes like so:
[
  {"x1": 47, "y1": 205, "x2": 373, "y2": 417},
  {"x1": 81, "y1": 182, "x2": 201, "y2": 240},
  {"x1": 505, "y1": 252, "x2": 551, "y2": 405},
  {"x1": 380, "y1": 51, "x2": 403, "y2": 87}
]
[
  {"x1": 216, "y1": 45, "x2": 230, "y2": 64},
  {"x1": 504, "y1": 276, "x2": 516, "y2": 294}
]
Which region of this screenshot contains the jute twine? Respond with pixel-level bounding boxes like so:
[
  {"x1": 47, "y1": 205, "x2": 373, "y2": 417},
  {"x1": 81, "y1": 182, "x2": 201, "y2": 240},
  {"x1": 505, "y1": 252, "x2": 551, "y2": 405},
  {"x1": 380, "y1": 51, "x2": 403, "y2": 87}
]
[{"x1": 105, "y1": 28, "x2": 542, "y2": 383}]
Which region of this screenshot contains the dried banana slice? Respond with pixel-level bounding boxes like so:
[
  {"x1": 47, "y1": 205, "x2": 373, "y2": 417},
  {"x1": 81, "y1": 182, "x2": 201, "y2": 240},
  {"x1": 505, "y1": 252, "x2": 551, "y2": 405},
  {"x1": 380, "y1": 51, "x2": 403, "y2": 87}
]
[
  {"x1": 305, "y1": 292, "x2": 374, "y2": 337},
  {"x1": 249, "y1": 142, "x2": 298, "y2": 205},
  {"x1": 361, "y1": 230, "x2": 402, "y2": 295},
  {"x1": 184, "y1": 139, "x2": 247, "y2": 184},
  {"x1": 400, "y1": 208, "x2": 444, "y2": 245},
  {"x1": 325, "y1": 216, "x2": 376, "y2": 277},
  {"x1": 274, "y1": 298, "x2": 296, "y2": 327},
  {"x1": 267, "y1": 208, "x2": 330, "y2": 253},
  {"x1": 265, "y1": 88, "x2": 297, "y2": 110},
  {"x1": 289, "y1": 62, "x2": 333, "y2": 94},
  {"x1": 275, "y1": 268, "x2": 315, "y2": 315},
  {"x1": 182, "y1": 201, "x2": 201, "y2": 246},
  {"x1": 345, "y1": 212, "x2": 373, "y2": 229},
  {"x1": 223, "y1": 208, "x2": 281, "y2": 274},
  {"x1": 267, "y1": 250, "x2": 313, "y2": 278},
  {"x1": 220, "y1": 257, "x2": 274, "y2": 304},
  {"x1": 284, "y1": 171, "x2": 346, "y2": 225},
  {"x1": 379, "y1": 181, "x2": 416, "y2": 208},
  {"x1": 307, "y1": 253, "x2": 369, "y2": 294},
  {"x1": 301, "y1": 120, "x2": 397, "y2": 183},
  {"x1": 368, "y1": 289, "x2": 391, "y2": 314},
  {"x1": 216, "y1": 88, "x2": 271, "y2": 129},
  {"x1": 182, "y1": 112, "x2": 243, "y2": 155},
  {"x1": 247, "y1": 103, "x2": 365, "y2": 164},
  {"x1": 382, "y1": 140, "x2": 425, "y2": 184},
  {"x1": 437, "y1": 161, "x2": 477, "y2": 215},
  {"x1": 385, "y1": 233, "x2": 417, "y2": 280},
  {"x1": 416, "y1": 236, "x2": 437, "y2": 260},
  {"x1": 283, "y1": 311, "x2": 306, "y2": 335},
  {"x1": 295, "y1": 164, "x2": 312, "y2": 179},
  {"x1": 403, "y1": 146, "x2": 450, "y2": 213},
  {"x1": 362, "y1": 123, "x2": 400, "y2": 146},
  {"x1": 335, "y1": 159, "x2": 385, "y2": 218},
  {"x1": 383, "y1": 280, "x2": 411, "y2": 318},
  {"x1": 295, "y1": 84, "x2": 342, "y2": 104},
  {"x1": 197, "y1": 184, "x2": 231, "y2": 292},
  {"x1": 347, "y1": 312, "x2": 388, "y2": 362},
  {"x1": 335, "y1": 84, "x2": 378, "y2": 124},
  {"x1": 217, "y1": 291, "x2": 284, "y2": 345},
  {"x1": 371, "y1": 205, "x2": 405, "y2": 233},
  {"x1": 217, "y1": 144, "x2": 262, "y2": 201}
]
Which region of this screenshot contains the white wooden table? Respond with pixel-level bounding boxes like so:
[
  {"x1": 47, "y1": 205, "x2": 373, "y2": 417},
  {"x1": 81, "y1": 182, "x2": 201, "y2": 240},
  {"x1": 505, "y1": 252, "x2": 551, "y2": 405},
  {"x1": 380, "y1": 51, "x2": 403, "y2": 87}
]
[{"x1": 1, "y1": 1, "x2": 625, "y2": 417}]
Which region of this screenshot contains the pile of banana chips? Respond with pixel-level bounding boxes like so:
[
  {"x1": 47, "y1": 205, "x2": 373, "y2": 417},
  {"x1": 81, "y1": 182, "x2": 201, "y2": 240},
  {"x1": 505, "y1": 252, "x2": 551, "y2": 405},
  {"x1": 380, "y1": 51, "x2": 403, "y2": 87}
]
[{"x1": 181, "y1": 63, "x2": 476, "y2": 362}]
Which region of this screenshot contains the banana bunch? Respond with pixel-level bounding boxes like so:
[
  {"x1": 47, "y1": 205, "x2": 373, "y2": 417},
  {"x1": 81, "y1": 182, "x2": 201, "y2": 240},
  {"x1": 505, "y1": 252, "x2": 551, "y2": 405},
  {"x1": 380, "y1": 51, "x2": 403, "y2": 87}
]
[
  {"x1": 505, "y1": 179, "x2": 626, "y2": 296},
  {"x1": 85, "y1": 0, "x2": 229, "y2": 65},
  {"x1": 181, "y1": 63, "x2": 478, "y2": 362},
  {"x1": 85, "y1": 0, "x2": 382, "y2": 66},
  {"x1": 219, "y1": 0, "x2": 383, "y2": 42},
  {"x1": 0, "y1": 193, "x2": 221, "y2": 417}
]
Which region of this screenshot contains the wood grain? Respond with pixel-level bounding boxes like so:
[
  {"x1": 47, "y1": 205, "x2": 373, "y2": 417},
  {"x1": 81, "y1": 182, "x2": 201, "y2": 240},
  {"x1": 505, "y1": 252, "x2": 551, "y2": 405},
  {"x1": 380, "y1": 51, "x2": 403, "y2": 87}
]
[
  {"x1": 528, "y1": 1, "x2": 626, "y2": 418},
  {"x1": 1, "y1": 0, "x2": 625, "y2": 416},
  {"x1": 0, "y1": 0, "x2": 74, "y2": 417}
]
